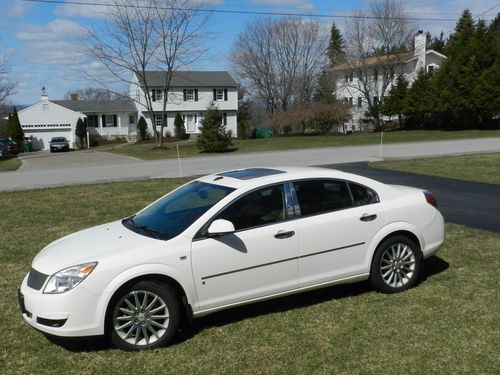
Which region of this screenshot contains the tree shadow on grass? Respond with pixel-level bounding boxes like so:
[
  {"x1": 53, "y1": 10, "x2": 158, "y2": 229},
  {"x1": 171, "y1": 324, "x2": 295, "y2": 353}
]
[{"x1": 46, "y1": 255, "x2": 448, "y2": 352}]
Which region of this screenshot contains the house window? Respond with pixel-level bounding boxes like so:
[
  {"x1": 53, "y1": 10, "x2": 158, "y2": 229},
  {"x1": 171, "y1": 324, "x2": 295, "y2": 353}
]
[
  {"x1": 344, "y1": 74, "x2": 348, "y2": 82},
  {"x1": 106, "y1": 115, "x2": 116, "y2": 127},
  {"x1": 357, "y1": 97, "x2": 363, "y2": 108},
  {"x1": 185, "y1": 89, "x2": 194, "y2": 101},
  {"x1": 87, "y1": 115, "x2": 98, "y2": 127},
  {"x1": 216, "y1": 89, "x2": 224, "y2": 100},
  {"x1": 348, "y1": 97, "x2": 353, "y2": 105},
  {"x1": 427, "y1": 65, "x2": 435, "y2": 72},
  {"x1": 155, "y1": 89, "x2": 163, "y2": 101},
  {"x1": 373, "y1": 96, "x2": 379, "y2": 104},
  {"x1": 129, "y1": 115, "x2": 135, "y2": 125},
  {"x1": 349, "y1": 72, "x2": 354, "y2": 82}
]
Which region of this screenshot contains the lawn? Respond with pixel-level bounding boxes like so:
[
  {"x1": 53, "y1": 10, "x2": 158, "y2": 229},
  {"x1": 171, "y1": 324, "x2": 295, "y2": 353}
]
[
  {"x1": 0, "y1": 156, "x2": 21, "y2": 172},
  {"x1": 1, "y1": 178, "x2": 499, "y2": 374},
  {"x1": 372, "y1": 152, "x2": 500, "y2": 185},
  {"x1": 95, "y1": 129, "x2": 500, "y2": 160}
]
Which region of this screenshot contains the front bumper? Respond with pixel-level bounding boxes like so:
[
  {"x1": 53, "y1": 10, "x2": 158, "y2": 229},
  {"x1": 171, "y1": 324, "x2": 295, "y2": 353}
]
[{"x1": 19, "y1": 273, "x2": 105, "y2": 337}]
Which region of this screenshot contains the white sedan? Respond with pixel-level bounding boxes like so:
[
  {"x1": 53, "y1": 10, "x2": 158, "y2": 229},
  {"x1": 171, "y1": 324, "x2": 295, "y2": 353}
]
[{"x1": 19, "y1": 167, "x2": 444, "y2": 350}]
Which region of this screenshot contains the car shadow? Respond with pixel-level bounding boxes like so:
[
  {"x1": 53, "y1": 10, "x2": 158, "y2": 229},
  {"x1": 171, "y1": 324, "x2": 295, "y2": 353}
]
[{"x1": 45, "y1": 255, "x2": 449, "y2": 352}]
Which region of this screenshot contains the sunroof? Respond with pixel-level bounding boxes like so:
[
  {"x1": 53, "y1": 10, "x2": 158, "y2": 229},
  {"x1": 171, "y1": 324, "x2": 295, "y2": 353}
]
[{"x1": 216, "y1": 168, "x2": 285, "y2": 180}]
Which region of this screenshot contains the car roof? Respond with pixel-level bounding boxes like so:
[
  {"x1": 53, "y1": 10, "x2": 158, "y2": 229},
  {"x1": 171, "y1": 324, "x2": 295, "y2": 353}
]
[{"x1": 195, "y1": 166, "x2": 383, "y2": 190}]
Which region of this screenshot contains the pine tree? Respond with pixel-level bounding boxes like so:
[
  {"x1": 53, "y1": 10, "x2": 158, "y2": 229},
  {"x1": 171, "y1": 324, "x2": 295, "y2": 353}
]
[
  {"x1": 381, "y1": 74, "x2": 409, "y2": 128},
  {"x1": 75, "y1": 118, "x2": 86, "y2": 148},
  {"x1": 327, "y1": 22, "x2": 345, "y2": 66},
  {"x1": 7, "y1": 107, "x2": 24, "y2": 144},
  {"x1": 403, "y1": 69, "x2": 437, "y2": 129},
  {"x1": 197, "y1": 104, "x2": 232, "y2": 152},
  {"x1": 137, "y1": 116, "x2": 148, "y2": 141}
]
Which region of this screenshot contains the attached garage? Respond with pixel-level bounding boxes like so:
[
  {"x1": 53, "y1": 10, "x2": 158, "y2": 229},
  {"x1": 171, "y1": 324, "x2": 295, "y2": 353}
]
[{"x1": 17, "y1": 94, "x2": 84, "y2": 151}]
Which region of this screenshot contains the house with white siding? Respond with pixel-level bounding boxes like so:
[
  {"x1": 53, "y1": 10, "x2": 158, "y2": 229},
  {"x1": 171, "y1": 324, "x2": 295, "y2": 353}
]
[
  {"x1": 15, "y1": 71, "x2": 239, "y2": 150},
  {"x1": 332, "y1": 32, "x2": 446, "y2": 132},
  {"x1": 130, "y1": 71, "x2": 238, "y2": 137}
]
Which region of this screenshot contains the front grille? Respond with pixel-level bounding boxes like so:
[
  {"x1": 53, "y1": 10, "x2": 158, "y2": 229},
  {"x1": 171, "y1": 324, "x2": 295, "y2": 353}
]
[{"x1": 27, "y1": 268, "x2": 49, "y2": 290}]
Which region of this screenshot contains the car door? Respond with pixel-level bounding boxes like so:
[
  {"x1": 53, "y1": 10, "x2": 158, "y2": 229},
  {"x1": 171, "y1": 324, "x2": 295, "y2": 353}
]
[
  {"x1": 293, "y1": 179, "x2": 385, "y2": 287},
  {"x1": 191, "y1": 183, "x2": 299, "y2": 311}
]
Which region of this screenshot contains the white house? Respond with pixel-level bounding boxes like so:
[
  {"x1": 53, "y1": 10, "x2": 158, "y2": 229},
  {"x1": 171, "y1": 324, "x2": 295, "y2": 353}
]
[
  {"x1": 332, "y1": 32, "x2": 447, "y2": 132},
  {"x1": 130, "y1": 71, "x2": 239, "y2": 137}
]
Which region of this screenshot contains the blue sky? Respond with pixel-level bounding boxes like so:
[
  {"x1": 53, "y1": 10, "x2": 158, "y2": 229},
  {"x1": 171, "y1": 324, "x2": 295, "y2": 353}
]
[{"x1": 1, "y1": 0, "x2": 498, "y2": 105}]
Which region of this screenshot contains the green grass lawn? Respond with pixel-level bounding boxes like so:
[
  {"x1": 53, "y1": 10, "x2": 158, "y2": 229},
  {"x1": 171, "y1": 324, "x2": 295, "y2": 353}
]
[
  {"x1": 95, "y1": 129, "x2": 500, "y2": 160},
  {"x1": 0, "y1": 156, "x2": 21, "y2": 172},
  {"x1": 372, "y1": 152, "x2": 500, "y2": 185},
  {"x1": 1, "y1": 179, "x2": 499, "y2": 374}
]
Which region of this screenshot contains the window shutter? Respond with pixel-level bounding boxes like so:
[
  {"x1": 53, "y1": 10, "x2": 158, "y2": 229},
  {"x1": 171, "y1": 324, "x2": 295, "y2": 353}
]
[
  {"x1": 223, "y1": 113, "x2": 227, "y2": 126},
  {"x1": 152, "y1": 89, "x2": 156, "y2": 102},
  {"x1": 183, "y1": 89, "x2": 187, "y2": 101},
  {"x1": 224, "y1": 89, "x2": 228, "y2": 101},
  {"x1": 102, "y1": 114, "x2": 106, "y2": 127},
  {"x1": 213, "y1": 89, "x2": 216, "y2": 101},
  {"x1": 113, "y1": 115, "x2": 117, "y2": 127},
  {"x1": 194, "y1": 114, "x2": 197, "y2": 123},
  {"x1": 195, "y1": 89, "x2": 198, "y2": 101}
]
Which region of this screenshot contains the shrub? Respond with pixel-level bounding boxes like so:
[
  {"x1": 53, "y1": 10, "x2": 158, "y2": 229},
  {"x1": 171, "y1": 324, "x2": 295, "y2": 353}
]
[
  {"x1": 137, "y1": 116, "x2": 149, "y2": 141},
  {"x1": 197, "y1": 104, "x2": 233, "y2": 152},
  {"x1": 174, "y1": 112, "x2": 189, "y2": 140},
  {"x1": 89, "y1": 134, "x2": 100, "y2": 147},
  {"x1": 75, "y1": 118, "x2": 87, "y2": 148}
]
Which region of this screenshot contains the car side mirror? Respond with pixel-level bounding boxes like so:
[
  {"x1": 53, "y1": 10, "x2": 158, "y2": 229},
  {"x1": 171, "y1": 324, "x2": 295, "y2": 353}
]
[{"x1": 207, "y1": 219, "x2": 235, "y2": 236}]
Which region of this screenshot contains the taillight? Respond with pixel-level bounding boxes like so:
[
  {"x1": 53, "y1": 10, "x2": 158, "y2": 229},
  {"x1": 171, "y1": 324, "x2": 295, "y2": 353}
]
[{"x1": 424, "y1": 191, "x2": 438, "y2": 208}]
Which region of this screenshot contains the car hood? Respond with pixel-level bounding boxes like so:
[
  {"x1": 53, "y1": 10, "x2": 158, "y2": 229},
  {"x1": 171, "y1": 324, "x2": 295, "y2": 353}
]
[{"x1": 32, "y1": 220, "x2": 161, "y2": 274}]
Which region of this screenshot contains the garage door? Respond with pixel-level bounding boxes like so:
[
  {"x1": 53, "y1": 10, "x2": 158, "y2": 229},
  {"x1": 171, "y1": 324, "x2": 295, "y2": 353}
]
[{"x1": 24, "y1": 129, "x2": 72, "y2": 151}]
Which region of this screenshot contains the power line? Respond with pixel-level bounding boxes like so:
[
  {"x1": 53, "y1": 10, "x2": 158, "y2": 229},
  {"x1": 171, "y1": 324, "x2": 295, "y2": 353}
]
[
  {"x1": 443, "y1": 3, "x2": 500, "y2": 35},
  {"x1": 20, "y1": 0, "x2": 470, "y2": 22}
]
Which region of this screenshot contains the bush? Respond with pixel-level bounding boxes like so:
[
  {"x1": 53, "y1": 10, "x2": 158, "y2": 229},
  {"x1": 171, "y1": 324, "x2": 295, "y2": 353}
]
[
  {"x1": 174, "y1": 112, "x2": 189, "y2": 140},
  {"x1": 75, "y1": 118, "x2": 86, "y2": 148},
  {"x1": 137, "y1": 116, "x2": 149, "y2": 141},
  {"x1": 197, "y1": 104, "x2": 233, "y2": 152},
  {"x1": 89, "y1": 134, "x2": 100, "y2": 147}
]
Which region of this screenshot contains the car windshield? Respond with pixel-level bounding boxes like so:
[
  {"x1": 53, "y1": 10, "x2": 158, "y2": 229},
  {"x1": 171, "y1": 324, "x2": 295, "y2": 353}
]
[
  {"x1": 123, "y1": 181, "x2": 235, "y2": 240},
  {"x1": 51, "y1": 137, "x2": 67, "y2": 142}
]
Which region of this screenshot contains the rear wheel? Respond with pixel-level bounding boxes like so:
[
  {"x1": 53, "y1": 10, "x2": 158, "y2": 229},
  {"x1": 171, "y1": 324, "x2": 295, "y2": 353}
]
[
  {"x1": 109, "y1": 281, "x2": 180, "y2": 351},
  {"x1": 370, "y1": 235, "x2": 422, "y2": 293}
]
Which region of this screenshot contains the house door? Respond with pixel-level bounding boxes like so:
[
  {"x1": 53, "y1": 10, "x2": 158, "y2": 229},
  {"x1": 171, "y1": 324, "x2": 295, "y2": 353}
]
[{"x1": 186, "y1": 115, "x2": 196, "y2": 133}]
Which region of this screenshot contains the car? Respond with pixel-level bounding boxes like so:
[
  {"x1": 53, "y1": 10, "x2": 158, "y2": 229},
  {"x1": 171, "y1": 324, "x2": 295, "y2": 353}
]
[
  {"x1": 49, "y1": 137, "x2": 70, "y2": 152},
  {"x1": 19, "y1": 167, "x2": 445, "y2": 350},
  {"x1": 0, "y1": 139, "x2": 20, "y2": 155}
]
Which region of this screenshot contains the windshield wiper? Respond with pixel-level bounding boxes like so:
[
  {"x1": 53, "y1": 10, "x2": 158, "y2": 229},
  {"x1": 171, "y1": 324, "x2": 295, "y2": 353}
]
[{"x1": 127, "y1": 216, "x2": 160, "y2": 239}]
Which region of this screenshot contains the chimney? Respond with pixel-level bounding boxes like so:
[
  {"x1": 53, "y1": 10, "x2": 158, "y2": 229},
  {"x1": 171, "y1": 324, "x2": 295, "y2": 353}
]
[
  {"x1": 414, "y1": 31, "x2": 426, "y2": 71},
  {"x1": 70, "y1": 93, "x2": 79, "y2": 101},
  {"x1": 41, "y1": 86, "x2": 48, "y2": 101}
]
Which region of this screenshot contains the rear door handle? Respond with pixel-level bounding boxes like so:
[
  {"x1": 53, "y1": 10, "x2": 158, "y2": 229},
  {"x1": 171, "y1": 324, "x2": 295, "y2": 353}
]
[
  {"x1": 274, "y1": 230, "x2": 295, "y2": 239},
  {"x1": 360, "y1": 214, "x2": 377, "y2": 222}
]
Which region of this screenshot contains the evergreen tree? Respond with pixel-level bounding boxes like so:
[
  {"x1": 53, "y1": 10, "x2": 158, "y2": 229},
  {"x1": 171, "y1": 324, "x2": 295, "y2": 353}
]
[
  {"x1": 403, "y1": 69, "x2": 437, "y2": 129},
  {"x1": 137, "y1": 116, "x2": 148, "y2": 141},
  {"x1": 236, "y1": 99, "x2": 252, "y2": 139},
  {"x1": 174, "y1": 112, "x2": 188, "y2": 140},
  {"x1": 327, "y1": 22, "x2": 345, "y2": 66},
  {"x1": 75, "y1": 118, "x2": 86, "y2": 148},
  {"x1": 381, "y1": 74, "x2": 409, "y2": 127},
  {"x1": 197, "y1": 104, "x2": 232, "y2": 152},
  {"x1": 7, "y1": 107, "x2": 24, "y2": 144},
  {"x1": 314, "y1": 71, "x2": 335, "y2": 104},
  {"x1": 428, "y1": 31, "x2": 446, "y2": 54}
]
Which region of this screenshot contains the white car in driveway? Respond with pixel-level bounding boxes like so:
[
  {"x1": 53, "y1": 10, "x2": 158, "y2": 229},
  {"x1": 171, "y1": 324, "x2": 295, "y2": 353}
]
[{"x1": 19, "y1": 167, "x2": 444, "y2": 350}]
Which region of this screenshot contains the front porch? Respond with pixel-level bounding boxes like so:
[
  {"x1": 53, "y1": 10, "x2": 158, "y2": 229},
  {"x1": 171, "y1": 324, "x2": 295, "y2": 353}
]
[{"x1": 85, "y1": 113, "x2": 137, "y2": 137}]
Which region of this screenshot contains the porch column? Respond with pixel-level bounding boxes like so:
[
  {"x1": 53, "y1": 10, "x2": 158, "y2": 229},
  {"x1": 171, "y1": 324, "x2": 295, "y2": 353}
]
[
  {"x1": 118, "y1": 115, "x2": 122, "y2": 134},
  {"x1": 98, "y1": 113, "x2": 103, "y2": 135}
]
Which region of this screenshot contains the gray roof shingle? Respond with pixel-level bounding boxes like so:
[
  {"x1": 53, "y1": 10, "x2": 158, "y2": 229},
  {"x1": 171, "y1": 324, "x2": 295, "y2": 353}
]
[
  {"x1": 140, "y1": 71, "x2": 238, "y2": 87},
  {"x1": 53, "y1": 99, "x2": 137, "y2": 113}
]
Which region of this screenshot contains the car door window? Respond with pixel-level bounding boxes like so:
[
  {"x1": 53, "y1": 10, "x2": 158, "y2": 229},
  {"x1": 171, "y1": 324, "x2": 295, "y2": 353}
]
[
  {"x1": 349, "y1": 182, "x2": 379, "y2": 206},
  {"x1": 293, "y1": 180, "x2": 353, "y2": 216},
  {"x1": 217, "y1": 185, "x2": 285, "y2": 231}
]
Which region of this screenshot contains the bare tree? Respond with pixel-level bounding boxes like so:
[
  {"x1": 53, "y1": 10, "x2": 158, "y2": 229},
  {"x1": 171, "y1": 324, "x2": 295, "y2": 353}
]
[
  {"x1": 0, "y1": 43, "x2": 16, "y2": 105},
  {"x1": 340, "y1": 0, "x2": 416, "y2": 128},
  {"x1": 82, "y1": 0, "x2": 208, "y2": 146},
  {"x1": 232, "y1": 16, "x2": 329, "y2": 114},
  {"x1": 64, "y1": 87, "x2": 126, "y2": 100}
]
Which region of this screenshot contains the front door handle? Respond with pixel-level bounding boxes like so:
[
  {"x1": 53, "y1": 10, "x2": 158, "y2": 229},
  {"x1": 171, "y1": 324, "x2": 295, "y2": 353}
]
[
  {"x1": 274, "y1": 230, "x2": 295, "y2": 239},
  {"x1": 360, "y1": 214, "x2": 377, "y2": 222}
]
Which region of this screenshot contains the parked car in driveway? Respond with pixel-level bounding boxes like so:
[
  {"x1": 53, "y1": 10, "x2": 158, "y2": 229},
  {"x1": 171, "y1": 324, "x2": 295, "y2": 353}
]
[
  {"x1": 49, "y1": 137, "x2": 70, "y2": 152},
  {"x1": 19, "y1": 167, "x2": 445, "y2": 350},
  {"x1": 0, "y1": 139, "x2": 20, "y2": 155}
]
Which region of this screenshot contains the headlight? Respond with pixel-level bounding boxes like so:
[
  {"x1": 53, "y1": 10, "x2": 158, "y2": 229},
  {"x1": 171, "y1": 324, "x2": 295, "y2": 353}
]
[{"x1": 43, "y1": 262, "x2": 97, "y2": 294}]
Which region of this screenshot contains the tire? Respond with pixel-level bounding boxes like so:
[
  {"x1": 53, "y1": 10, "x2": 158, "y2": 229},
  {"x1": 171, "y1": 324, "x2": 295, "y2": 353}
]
[
  {"x1": 370, "y1": 235, "x2": 422, "y2": 294},
  {"x1": 109, "y1": 281, "x2": 180, "y2": 351}
]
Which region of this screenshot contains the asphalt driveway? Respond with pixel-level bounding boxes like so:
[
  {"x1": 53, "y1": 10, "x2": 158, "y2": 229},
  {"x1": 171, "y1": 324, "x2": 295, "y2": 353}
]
[{"x1": 323, "y1": 162, "x2": 500, "y2": 233}]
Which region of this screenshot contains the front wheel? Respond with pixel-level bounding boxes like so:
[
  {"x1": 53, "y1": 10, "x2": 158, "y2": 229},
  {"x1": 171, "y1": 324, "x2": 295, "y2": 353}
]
[
  {"x1": 109, "y1": 281, "x2": 180, "y2": 351},
  {"x1": 370, "y1": 235, "x2": 422, "y2": 293}
]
